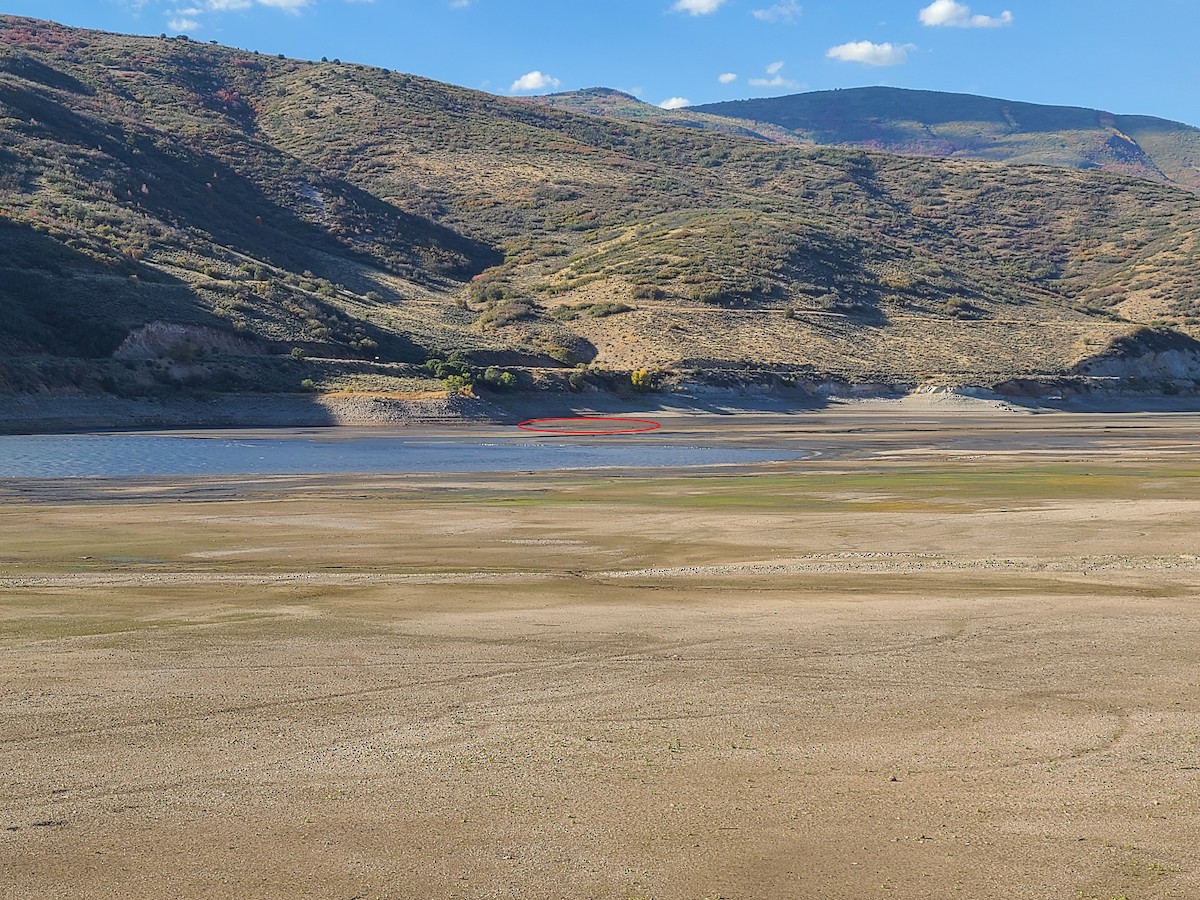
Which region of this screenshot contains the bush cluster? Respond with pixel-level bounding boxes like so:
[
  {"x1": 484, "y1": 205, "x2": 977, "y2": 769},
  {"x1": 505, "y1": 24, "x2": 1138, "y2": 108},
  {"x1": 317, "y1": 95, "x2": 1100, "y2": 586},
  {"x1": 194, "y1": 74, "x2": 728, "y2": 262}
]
[
  {"x1": 549, "y1": 301, "x2": 633, "y2": 321},
  {"x1": 424, "y1": 351, "x2": 518, "y2": 393}
]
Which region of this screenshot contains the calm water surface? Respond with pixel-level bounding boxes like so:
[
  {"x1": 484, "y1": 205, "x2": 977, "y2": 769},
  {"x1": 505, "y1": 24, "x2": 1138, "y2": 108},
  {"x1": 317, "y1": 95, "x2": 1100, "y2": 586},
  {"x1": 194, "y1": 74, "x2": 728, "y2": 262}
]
[{"x1": 0, "y1": 432, "x2": 798, "y2": 478}]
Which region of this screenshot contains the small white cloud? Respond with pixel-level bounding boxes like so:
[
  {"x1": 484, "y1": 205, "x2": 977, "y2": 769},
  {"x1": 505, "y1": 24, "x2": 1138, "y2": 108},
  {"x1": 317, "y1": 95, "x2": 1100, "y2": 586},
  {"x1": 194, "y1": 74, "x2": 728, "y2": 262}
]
[
  {"x1": 918, "y1": 0, "x2": 1012, "y2": 28},
  {"x1": 168, "y1": 16, "x2": 200, "y2": 30},
  {"x1": 510, "y1": 71, "x2": 561, "y2": 93},
  {"x1": 175, "y1": 7, "x2": 203, "y2": 15},
  {"x1": 826, "y1": 40, "x2": 914, "y2": 66},
  {"x1": 718, "y1": 72, "x2": 738, "y2": 84},
  {"x1": 450, "y1": 0, "x2": 472, "y2": 7},
  {"x1": 257, "y1": 0, "x2": 313, "y2": 11},
  {"x1": 206, "y1": 0, "x2": 251, "y2": 9},
  {"x1": 672, "y1": 0, "x2": 726, "y2": 15},
  {"x1": 749, "y1": 75, "x2": 801, "y2": 88},
  {"x1": 659, "y1": 97, "x2": 691, "y2": 109},
  {"x1": 748, "y1": 60, "x2": 801, "y2": 89},
  {"x1": 751, "y1": 1, "x2": 802, "y2": 23}
]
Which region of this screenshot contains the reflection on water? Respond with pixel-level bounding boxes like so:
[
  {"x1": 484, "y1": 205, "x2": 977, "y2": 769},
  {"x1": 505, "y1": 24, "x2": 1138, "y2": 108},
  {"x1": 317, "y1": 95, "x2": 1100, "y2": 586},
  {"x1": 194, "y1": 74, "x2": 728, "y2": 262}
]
[{"x1": 0, "y1": 433, "x2": 797, "y2": 478}]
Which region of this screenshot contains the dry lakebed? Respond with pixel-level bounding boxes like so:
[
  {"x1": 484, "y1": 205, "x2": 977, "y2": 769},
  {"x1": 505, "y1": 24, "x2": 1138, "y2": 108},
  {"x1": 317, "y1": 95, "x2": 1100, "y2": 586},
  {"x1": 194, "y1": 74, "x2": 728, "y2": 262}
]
[{"x1": 2, "y1": 402, "x2": 1199, "y2": 899}]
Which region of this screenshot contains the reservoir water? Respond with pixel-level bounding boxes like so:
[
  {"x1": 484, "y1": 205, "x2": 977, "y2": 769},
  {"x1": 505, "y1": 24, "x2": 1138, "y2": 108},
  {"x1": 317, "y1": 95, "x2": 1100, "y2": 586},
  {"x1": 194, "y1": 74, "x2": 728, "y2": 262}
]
[{"x1": 0, "y1": 432, "x2": 798, "y2": 478}]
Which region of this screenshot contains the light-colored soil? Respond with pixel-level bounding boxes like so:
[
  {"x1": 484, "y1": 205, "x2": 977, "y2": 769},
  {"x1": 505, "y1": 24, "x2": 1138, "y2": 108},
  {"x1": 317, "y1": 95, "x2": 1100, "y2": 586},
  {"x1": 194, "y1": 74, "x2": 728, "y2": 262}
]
[{"x1": 2, "y1": 410, "x2": 1200, "y2": 899}]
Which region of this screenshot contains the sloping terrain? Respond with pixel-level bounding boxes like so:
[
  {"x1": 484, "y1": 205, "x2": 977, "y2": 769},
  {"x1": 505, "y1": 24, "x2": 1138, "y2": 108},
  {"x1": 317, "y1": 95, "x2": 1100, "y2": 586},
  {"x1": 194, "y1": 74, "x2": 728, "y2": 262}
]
[
  {"x1": 2, "y1": 16, "x2": 1200, "y2": 403},
  {"x1": 691, "y1": 87, "x2": 1200, "y2": 194},
  {"x1": 533, "y1": 87, "x2": 808, "y2": 145}
]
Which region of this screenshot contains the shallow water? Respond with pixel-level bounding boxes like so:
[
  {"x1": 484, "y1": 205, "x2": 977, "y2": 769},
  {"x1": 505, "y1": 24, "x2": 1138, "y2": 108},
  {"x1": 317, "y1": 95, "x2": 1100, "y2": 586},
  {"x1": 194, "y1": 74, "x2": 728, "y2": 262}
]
[{"x1": 0, "y1": 432, "x2": 798, "y2": 478}]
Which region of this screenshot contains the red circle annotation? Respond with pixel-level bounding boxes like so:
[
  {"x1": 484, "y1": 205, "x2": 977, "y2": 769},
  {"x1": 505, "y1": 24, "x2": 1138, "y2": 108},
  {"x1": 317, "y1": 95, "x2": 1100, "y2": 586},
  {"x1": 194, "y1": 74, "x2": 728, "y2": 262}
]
[{"x1": 516, "y1": 416, "x2": 662, "y2": 435}]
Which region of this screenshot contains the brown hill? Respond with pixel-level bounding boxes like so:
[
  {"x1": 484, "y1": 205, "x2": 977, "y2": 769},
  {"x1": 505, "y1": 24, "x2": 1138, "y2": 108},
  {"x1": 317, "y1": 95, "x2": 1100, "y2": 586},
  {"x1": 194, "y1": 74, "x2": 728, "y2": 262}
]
[{"x1": 2, "y1": 16, "x2": 1200, "y2": 403}]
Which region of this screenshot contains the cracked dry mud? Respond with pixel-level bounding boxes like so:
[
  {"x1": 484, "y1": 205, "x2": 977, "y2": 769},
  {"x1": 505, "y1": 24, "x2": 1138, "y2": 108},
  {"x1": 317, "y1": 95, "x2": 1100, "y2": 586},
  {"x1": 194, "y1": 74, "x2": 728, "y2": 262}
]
[{"x1": 2, "y1": 408, "x2": 1199, "y2": 899}]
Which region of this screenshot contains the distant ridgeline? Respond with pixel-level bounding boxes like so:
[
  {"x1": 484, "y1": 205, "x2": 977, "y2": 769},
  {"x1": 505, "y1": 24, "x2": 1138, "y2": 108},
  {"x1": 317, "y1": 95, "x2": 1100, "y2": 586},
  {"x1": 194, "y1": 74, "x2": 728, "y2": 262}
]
[
  {"x1": 3, "y1": 15, "x2": 1200, "y2": 407},
  {"x1": 690, "y1": 87, "x2": 1200, "y2": 194}
]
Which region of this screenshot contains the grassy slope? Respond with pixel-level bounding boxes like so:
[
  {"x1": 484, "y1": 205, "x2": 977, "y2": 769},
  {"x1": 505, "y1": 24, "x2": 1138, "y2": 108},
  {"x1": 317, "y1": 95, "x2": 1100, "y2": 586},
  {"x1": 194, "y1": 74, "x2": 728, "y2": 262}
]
[{"x1": 2, "y1": 16, "x2": 1200, "y2": 399}]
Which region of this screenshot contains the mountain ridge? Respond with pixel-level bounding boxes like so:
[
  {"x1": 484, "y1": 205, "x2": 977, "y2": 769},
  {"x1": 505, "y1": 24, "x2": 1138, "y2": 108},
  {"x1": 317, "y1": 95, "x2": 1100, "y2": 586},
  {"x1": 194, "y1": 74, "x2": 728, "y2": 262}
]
[
  {"x1": 689, "y1": 86, "x2": 1200, "y2": 193},
  {"x1": 535, "y1": 85, "x2": 1200, "y2": 194}
]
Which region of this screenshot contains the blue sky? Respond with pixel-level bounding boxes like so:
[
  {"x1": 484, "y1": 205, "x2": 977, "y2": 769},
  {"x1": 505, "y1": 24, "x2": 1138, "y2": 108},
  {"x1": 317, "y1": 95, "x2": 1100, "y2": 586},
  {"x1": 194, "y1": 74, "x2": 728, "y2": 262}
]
[{"x1": 10, "y1": 1, "x2": 1200, "y2": 125}]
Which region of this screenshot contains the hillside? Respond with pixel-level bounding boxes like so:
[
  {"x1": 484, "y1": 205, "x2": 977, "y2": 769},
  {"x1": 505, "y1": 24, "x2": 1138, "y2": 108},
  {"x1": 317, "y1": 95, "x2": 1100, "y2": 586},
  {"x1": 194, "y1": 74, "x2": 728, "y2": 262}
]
[
  {"x1": 690, "y1": 87, "x2": 1200, "y2": 194},
  {"x1": 3, "y1": 16, "x2": 1200, "y2": 407},
  {"x1": 533, "y1": 87, "x2": 808, "y2": 146}
]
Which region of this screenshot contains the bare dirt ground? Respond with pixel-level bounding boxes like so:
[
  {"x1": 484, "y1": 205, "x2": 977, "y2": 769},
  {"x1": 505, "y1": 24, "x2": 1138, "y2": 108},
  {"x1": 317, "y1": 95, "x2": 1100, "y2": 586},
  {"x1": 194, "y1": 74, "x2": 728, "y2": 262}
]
[{"x1": 2, "y1": 406, "x2": 1200, "y2": 899}]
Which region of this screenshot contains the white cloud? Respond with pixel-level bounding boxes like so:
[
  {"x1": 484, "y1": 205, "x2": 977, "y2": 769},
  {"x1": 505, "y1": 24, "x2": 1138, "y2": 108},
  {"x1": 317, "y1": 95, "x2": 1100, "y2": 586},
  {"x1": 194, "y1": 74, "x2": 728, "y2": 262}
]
[
  {"x1": 749, "y1": 75, "x2": 801, "y2": 88},
  {"x1": 659, "y1": 97, "x2": 691, "y2": 109},
  {"x1": 510, "y1": 71, "x2": 561, "y2": 93},
  {"x1": 748, "y1": 60, "x2": 801, "y2": 89},
  {"x1": 168, "y1": 16, "x2": 200, "y2": 30},
  {"x1": 718, "y1": 72, "x2": 738, "y2": 84},
  {"x1": 257, "y1": 0, "x2": 313, "y2": 11},
  {"x1": 159, "y1": 0, "x2": 327, "y2": 15},
  {"x1": 752, "y1": 1, "x2": 802, "y2": 23},
  {"x1": 672, "y1": 0, "x2": 726, "y2": 15},
  {"x1": 450, "y1": 0, "x2": 472, "y2": 7},
  {"x1": 826, "y1": 40, "x2": 914, "y2": 66},
  {"x1": 918, "y1": 0, "x2": 1012, "y2": 27}
]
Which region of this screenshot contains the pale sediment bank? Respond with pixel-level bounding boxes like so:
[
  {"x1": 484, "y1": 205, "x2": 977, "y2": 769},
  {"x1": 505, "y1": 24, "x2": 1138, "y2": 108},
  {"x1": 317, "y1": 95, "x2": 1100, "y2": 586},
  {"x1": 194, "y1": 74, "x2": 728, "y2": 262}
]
[
  {"x1": 3, "y1": 380, "x2": 1200, "y2": 434},
  {"x1": 0, "y1": 392, "x2": 478, "y2": 434}
]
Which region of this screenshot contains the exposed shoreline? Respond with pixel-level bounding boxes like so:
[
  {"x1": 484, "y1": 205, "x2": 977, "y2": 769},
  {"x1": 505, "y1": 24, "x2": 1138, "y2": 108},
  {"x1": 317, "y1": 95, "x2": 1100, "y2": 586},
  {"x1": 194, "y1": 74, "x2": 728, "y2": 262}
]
[
  {"x1": 7, "y1": 384, "x2": 1200, "y2": 436},
  {"x1": 5, "y1": 382, "x2": 1200, "y2": 435}
]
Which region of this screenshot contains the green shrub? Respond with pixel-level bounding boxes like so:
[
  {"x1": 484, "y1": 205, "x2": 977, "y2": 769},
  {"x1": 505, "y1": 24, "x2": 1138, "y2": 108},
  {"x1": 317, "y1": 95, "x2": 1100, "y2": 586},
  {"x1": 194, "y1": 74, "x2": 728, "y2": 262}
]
[
  {"x1": 478, "y1": 301, "x2": 533, "y2": 328},
  {"x1": 425, "y1": 351, "x2": 473, "y2": 379},
  {"x1": 442, "y1": 373, "x2": 474, "y2": 395},
  {"x1": 550, "y1": 301, "x2": 633, "y2": 321},
  {"x1": 469, "y1": 277, "x2": 510, "y2": 303},
  {"x1": 483, "y1": 366, "x2": 517, "y2": 389}
]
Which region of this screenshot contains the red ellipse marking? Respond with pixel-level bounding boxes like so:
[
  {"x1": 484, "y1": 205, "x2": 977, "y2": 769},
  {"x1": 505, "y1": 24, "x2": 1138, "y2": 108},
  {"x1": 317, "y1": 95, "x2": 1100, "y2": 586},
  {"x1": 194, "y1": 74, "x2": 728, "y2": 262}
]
[{"x1": 517, "y1": 416, "x2": 662, "y2": 435}]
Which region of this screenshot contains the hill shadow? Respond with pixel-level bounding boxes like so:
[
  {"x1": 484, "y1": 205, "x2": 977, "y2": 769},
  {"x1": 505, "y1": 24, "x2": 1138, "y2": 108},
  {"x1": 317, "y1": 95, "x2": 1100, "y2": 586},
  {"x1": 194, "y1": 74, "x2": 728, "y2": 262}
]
[
  {"x1": 0, "y1": 217, "x2": 219, "y2": 357},
  {"x1": 0, "y1": 218, "x2": 329, "y2": 424},
  {"x1": 0, "y1": 79, "x2": 501, "y2": 287}
]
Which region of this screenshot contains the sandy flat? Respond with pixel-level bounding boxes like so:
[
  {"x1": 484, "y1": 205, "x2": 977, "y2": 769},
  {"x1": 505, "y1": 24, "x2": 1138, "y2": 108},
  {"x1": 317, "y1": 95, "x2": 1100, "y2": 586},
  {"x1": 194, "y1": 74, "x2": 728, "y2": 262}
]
[{"x1": 2, "y1": 410, "x2": 1199, "y2": 899}]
